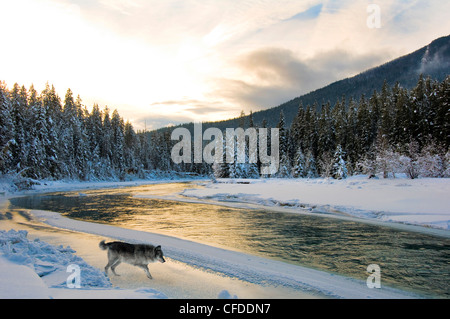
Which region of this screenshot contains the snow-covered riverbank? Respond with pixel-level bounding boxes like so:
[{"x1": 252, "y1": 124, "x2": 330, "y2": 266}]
[{"x1": 182, "y1": 176, "x2": 450, "y2": 231}]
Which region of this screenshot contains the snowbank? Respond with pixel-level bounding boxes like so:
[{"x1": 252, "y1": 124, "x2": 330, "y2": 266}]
[
  {"x1": 182, "y1": 176, "x2": 450, "y2": 231},
  {"x1": 0, "y1": 229, "x2": 167, "y2": 299}
]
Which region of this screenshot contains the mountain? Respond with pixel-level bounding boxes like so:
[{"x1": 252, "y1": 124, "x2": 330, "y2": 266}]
[
  {"x1": 157, "y1": 34, "x2": 450, "y2": 133},
  {"x1": 252, "y1": 35, "x2": 450, "y2": 127}
]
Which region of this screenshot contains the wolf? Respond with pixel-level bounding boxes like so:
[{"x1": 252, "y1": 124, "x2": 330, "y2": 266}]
[{"x1": 99, "y1": 240, "x2": 166, "y2": 279}]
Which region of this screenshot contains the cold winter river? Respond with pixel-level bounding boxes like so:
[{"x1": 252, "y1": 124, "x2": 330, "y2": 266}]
[{"x1": 9, "y1": 183, "x2": 450, "y2": 298}]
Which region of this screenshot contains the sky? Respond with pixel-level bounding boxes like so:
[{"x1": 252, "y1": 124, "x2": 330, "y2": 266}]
[{"x1": 1, "y1": 0, "x2": 449, "y2": 130}]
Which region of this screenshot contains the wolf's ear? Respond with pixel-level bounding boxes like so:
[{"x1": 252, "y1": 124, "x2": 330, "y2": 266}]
[{"x1": 156, "y1": 245, "x2": 161, "y2": 250}]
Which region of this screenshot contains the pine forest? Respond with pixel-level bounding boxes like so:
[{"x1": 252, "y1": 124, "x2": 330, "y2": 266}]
[{"x1": 1, "y1": 75, "x2": 449, "y2": 186}]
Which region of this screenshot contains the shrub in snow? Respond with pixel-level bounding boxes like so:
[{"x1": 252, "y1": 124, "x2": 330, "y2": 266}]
[
  {"x1": 319, "y1": 152, "x2": 334, "y2": 178},
  {"x1": 399, "y1": 155, "x2": 420, "y2": 179},
  {"x1": 417, "y1": 153, "x2": 444, "y2": 177},
  {"x1": 356, "y1": 155, "x2": 377, "y2": 178},
  {"x1": 445, "y1": 151, "x2": 450, "y2": 178},
  {"x1": 376, "y1": 147, "x2": 402, "y2": 178}
]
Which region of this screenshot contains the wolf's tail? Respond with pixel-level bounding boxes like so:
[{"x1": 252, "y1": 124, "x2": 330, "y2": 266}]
[{"x1": 99, "y1": 240, "x2": 109, "y2": 250}]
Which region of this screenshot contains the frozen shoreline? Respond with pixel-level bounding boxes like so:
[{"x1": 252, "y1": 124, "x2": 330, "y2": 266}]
[
  {"x1": 1, "y1": 176, "x2": 447, "y2": 299},
  {"x1": 181, "y1": 176, "x2": 450, "y2": 233}
]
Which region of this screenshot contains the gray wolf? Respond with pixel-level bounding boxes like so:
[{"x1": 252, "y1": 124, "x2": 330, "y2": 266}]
[{"x1": 99, "y1": 240, "x2": 166, "y2": 279}]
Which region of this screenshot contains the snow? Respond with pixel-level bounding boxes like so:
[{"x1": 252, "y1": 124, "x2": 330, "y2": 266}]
[
  {"x1": 182, "y1": 176, "x2": 450, "y2": 231},
  {"x1": 1, "y1": 175, "x2": 448, "y2": 299},
  {"x1": 0, "y1": 256, "x2": 50, "y2": 299}
]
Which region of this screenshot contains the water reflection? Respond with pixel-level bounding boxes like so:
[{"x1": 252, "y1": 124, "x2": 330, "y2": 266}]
[{"x1": 10, "y1": 184, "x2": 450, "y2": 297}]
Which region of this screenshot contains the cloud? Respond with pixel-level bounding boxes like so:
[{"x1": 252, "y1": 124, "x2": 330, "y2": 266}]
[
  {"x1": 98, "y1": 0, "x2": 141, "y2": 15},
  {"x1": 131, "y1": 97, "x2": 240, "y2": 130},
  {"x1": 150, "y1": 99, "x2": 229, "y2": 116},
  {"x1": 3, "y1": 0, "x2": 450, "y2": 131},
  {"x1": 285, "y1": 3, "x2": 323, "y2": 21},
  {"x1": 209, "y1": 46, "x2": 389, "y2": 111}
]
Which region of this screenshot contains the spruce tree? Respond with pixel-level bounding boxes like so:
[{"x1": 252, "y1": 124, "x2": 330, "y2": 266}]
[
  {"x1": 41, "y1": 83, "x2": 63, "y2": 178},
  {"x1": 0, "y1": 82, "x2": 14, "y2": 173},
  {"x1": 276, "y1": 110, "x2": 291, "y2": 177},
  {"x1": 332, "y1": 144, "x2": 348, "y2": 179},
  {"x1": 293, "y1": 146, "x2": 306, "y2": 178},
  {"x1": 10, "y1": 84, "x2": 27, "y2": 171},
  {"x1": 111, "y1": 109, "x2": 125, "y2": 179}
]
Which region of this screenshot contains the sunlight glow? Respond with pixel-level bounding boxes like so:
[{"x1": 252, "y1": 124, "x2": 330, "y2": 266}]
[
  {"x1": 0, "y1": 0, "x2": 210, "y2": 124},
  {"x1": 1, "y1": 0, "x2": 449, "y2": 130}
]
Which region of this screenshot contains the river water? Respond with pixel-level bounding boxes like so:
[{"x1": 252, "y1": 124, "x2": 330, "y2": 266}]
[{"x1": 9, "y1": 183, "x2": 450, "y2": 298}]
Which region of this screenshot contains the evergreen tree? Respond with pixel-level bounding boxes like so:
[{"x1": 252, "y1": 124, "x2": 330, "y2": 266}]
[
  {"x1": 73, "y1": 95, "x2": 90, "y2": 180},
  {"x1": 26, "y1": 85, "x2": 46, "y2": 178},
  {"x1": 332, "y1": 144, "x2": 348, "y2": 179},
  {"x1": 304, "y1": 151, "x2": 317, "y2": 178},
  {"x1": 303, "y1": 104, "x2": 318, "y2": 158},
  {"x1": 247, "y1": 111, "x2": 259, "y2": 178},
  {"x1": 231, "y1": 111, "x2": 250, "y2": 178},
  {"x1": 213, "y1": 136, "x2": 229, "y2": 178},
  {"x1": 379, "y1": 80, "x2": 394, "y2": 142},
  {"x1": 356, "y1": 94, "x2": 371, "y2": 158},
  {"x1": 290, "y1": 102, "x2": 305, "y2": 156},
  {"x1": 368, "y1": 90, "x2": 381, "y2": 148},
  {"x1": 60, "y1": 88, "x2": 77, "y2": 177},
  {"x1": 0, "y1": 82, "x2": 14, "y2": 173},
  {"x1": 293, "y1": 146, "x2": 306, "y2": 178},
  {"x1": 111, "y1": 109, "x2": 125, "y2": 179},
  {"x1": 345, "y1": 97, "x2": 358, "y2": 168},
  {"x1": 276, "y1": 110, "x2": 291, "y2": 177},
  {"x1": 138, "y1": 132, "x2": 151, "y2": 170},
  {"x1": 317, "y1": 101, "x2": 335, "y2": 158},
  {"x1": 10, "y1": 84, "x2": 27, "y2": 171},
  {"x1": 41, "y1": 83, "x2": 63, "y2": 178},
  {"x1": 124, "y1": 121, "x2": 144, "y2": 177},
  {"x1": 435, "y1": 76, "x2": 449, "y2": 146},
  {"x1": 410, "y1": 75, "x2": 428, "y2": 145},
  {"x1": 101, "y1": 106, "x2": 112, "y2": 162},
  {"x1": 392, "y1": 86, "x2": 410, "y2": 145},
  {"x1": 86, "y1": 104, "x2": 103, "y2": 178}
]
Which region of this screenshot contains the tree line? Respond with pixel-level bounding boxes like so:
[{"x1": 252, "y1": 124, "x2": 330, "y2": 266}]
[
  {"x1": 1, "y1": 75, "x2": 449, "y2": 184},
  {"x1": 212, "y1": 75, "x2": 450, "y2": 179},
  {"x1": 293, "y1": 75, "x2": 448, "y2": 179},
  {"x1": 0, "y1": 82, "x2": 151, "y2": 181}
]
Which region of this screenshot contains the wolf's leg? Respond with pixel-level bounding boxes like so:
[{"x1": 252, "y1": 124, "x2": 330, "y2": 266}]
[
  {"x1": 110, "y1": 259, "x2": 121, "y2": 276},
  {"x1": 105, "y1": 257, "x2": 120, "y2": 276},
  {"x1": 138, "y1": 264, "x2": 153, "y2": 279}
]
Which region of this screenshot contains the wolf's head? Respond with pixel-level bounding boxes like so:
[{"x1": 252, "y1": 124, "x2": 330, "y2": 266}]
[{"x1": 155, "y1": 245, "x2": 166, "y2": 263}]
